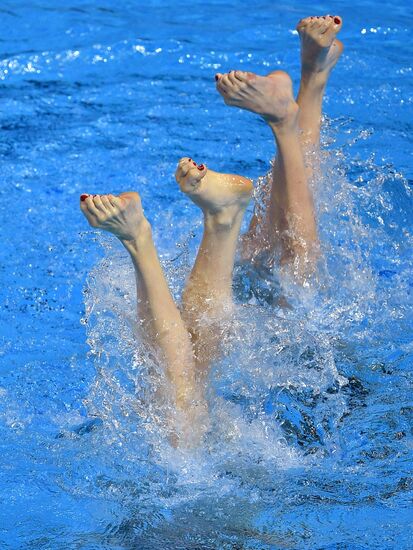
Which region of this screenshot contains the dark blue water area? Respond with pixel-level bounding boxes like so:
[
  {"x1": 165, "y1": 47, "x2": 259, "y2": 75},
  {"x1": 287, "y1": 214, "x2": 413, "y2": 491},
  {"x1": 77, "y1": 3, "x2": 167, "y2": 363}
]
[{"x1": 0, "y1": 0, "x2": 412, "y2": 549}]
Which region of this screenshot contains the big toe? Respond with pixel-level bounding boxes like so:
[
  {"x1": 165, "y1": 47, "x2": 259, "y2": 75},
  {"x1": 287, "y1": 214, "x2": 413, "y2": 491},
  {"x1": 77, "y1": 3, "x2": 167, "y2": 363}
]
[
  {"x1": 332, "y1": 15, "x2": 342, "y2": 30},
  {"x1": 176, "y1": 160, "x2": 207, "y2": 193}
]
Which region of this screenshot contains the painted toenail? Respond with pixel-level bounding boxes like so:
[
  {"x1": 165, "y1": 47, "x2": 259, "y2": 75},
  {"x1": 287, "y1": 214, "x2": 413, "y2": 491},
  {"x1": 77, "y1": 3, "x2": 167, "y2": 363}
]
[
  {"x1": 193, "y1": 161, "x2": 197, "y2": 166},
  {"x1": 198, "y1": 164, "x2": 205, "y2": 170},
  {"x1": 215, "y1": 75, "x2": 219, "y2": 81},
  {"x1": 334, "y1": 17, "x2": 341, "y2": 24},
  {"x1": 80, "y1": 194, "x2": 88, "y2": 201},
  {"x1": 188, "y1": 158, "x2": 192, "y2": 161}
]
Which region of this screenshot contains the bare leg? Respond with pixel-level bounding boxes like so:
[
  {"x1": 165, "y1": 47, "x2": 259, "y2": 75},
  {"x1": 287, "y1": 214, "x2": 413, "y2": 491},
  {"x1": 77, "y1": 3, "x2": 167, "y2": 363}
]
[
  {"x1": 216, "y1": 70, "x2": 317, "y2": 276},
  {"x1": 79, "y1": 192, "x2": 207, "y2": 447},
  {"x1": 296, "y1": 15, "x2": 343, "y2": 148},
  {"x1": 231, "y1": 15, "x2": 343, "y2": 269},
  {"x1": 175, "y1": 158, "x2": 253, "y2": 372}
]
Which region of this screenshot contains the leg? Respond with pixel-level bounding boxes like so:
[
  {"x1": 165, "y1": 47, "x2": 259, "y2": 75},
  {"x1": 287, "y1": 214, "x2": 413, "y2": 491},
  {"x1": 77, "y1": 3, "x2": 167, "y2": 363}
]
[
  {"x1": 296, "y1": 15, "x2": 343, "y2": 149},
  {"x1": 216, "y1": 70, "x2": 317, "y2": 276},
  {"x1": 231, "y1": 15, "x2": 343, "y2": 269},
  {"x1": 79, "y1": 192, "x2": 207, "y2": 447},
  {"x1": 175, "y1": 159, "x2": 253, "y2": 372}
]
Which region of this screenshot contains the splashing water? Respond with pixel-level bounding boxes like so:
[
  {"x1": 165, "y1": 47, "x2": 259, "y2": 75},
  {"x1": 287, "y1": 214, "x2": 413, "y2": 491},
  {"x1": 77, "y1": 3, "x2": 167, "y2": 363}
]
[
  {"x1": 1, "y1": 1, "x2": 413, "y2": 548},
  {"x1": 73, "y1": 121, "x2": 413, "y2": 547}
]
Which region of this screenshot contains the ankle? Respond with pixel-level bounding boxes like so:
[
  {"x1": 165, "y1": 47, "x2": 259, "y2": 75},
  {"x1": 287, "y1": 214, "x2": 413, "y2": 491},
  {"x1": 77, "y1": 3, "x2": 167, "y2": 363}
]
[
  {"x1": 121, "y1": 218, "x2": 153, "y2": 254},
  {"x1": 267, "y1": 102, "x2": 299, "y2": 135},
  {"x1": 204, "y1": 209, "x2": 244, "y2": 232},
  {"x1": 268, "y1": 115, "x2": 299, "y2": 138},
  {"x1": 300, "y1": 69, "x2": 328, "y2": 91}
]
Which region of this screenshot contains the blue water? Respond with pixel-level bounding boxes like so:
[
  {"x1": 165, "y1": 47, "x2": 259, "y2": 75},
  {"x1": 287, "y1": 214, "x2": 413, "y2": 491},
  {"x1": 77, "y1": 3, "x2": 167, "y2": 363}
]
[{"x1": 1, "y1": 1, "x2": 412, "y2": 548}]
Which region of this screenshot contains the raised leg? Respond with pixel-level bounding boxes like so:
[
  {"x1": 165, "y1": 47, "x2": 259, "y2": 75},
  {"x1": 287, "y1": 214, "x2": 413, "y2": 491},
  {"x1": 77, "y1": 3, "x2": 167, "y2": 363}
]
[
  {"x1": 296, "y1": 15, "x2": 343, "y2": 148},
  {"x1": 175, "y1": 158, "x2": 253, "y2": 372},
  {"x1": 219, "y1": 15, "x2": 343, "y2": 274},
  {"x1": 79, "y1": 192, "x2": 207, "y2": 447},
  {"x1": 216, "y1": 70, "x2": 317, "y2": 276}
]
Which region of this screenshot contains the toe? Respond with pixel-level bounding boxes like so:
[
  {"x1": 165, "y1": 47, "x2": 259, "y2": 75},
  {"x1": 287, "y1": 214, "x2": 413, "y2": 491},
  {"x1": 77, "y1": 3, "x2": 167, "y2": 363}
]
[
  {"x1": 80, "y1": 195, "x2": 92, "y2": 215},
  {"x1": 183, "y1": 164, "x2": 207, "y2": 191},
  {"x1": 178, "y1": 156, "x2": 192, "y2": 166},
  {"x1": 177, "y1": 157, "x2": 194, "y2": 175},
  {"x1": 218, "y1": 73, "x2": 234, "y2": 93},
  {"x1": 187, "y1": 164, "x2": 203, "y2": 178},
  {"x1": 227, "y1": 71, "x2": 240, "y2": 86},
  {"x1": 85, "y1": 195, "x2": 100, "y2": 218},
  {"x1": 333, "y1": 15, "x2": 342, "y2": 29},
  {"x1": 318, "y1": 19, "x2": 330, "y2": 34},
  {"x1": 100, "y1": 194, "x2": 115, "y2": 212},
  {"x1": 107, "y1": 194, "x2": 119, "y2": 209},
  {"x1": 110, "y1": 195, "x2": 124, "y2": 209},
  {"x1": 308, "y1": 18, "x2": 320, "y2": 30},
  {"x1": 322, "y1": 18, "x2": 337, "y2": 34},
  {"x1": 217, "y1": 74, "x2": 231, "y2": 93},
  {"x1": 176, "y1": 158, "x2": 196, "y2": 179},
  {"x1": 234, "y1": 70, "x2": 250, "y2": 82},
  {"x1": 92, "y1": 194, "x2": 107, "y2": 212},
  {"x1": 178, "y1": 164, "x2": 191, "y2": 178},
  {"x1": 296, "y1": 16, "x2": 311, "y2": 30},
  {"x1": 175, "y1": 166, "x2": 187, "y2": 184}
]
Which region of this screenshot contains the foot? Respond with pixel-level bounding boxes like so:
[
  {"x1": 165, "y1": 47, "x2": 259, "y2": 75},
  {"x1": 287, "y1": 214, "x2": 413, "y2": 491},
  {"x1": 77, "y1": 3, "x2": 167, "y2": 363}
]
[
  {"x1": 175, "y1": 158, "x2": 253, "y2": 227},
  {"x1": 79, "y1": 192, "x2": 151, "y2": 247},
  {"x1": 215, "y1": 70, "x2": 298, "y2": 127},
  {"x1": 297, "y1": 15, "x2": 343, "y2": 78}
]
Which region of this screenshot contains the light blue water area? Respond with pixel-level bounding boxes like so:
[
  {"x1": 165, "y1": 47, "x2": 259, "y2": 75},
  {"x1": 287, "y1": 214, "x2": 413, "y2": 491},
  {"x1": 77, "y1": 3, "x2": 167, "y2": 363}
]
[{"x1": 1, "y1": 0, "x2": 412, "y2": 548}]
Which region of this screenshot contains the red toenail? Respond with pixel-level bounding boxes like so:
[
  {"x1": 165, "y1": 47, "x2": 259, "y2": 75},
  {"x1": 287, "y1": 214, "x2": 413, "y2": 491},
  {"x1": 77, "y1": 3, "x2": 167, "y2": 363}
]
[
  {"x1": 215, "y1": 75, "x2": 219, "y2": 81},
  {"x1": 334, "y1": 17, "x2": 340, "y2": 24},
  {"x1": 80, "y1": 194, "x2": 88, "y2": 201},
  {"x1": 198, "y1": 164, "x2": 205, "y2": 170},
  {"x1": 193, "y1": 161, "x2": 197, "y2": 166},
  {"x1": 188, "y1": 158, "x2": 192, "y2": 161}
]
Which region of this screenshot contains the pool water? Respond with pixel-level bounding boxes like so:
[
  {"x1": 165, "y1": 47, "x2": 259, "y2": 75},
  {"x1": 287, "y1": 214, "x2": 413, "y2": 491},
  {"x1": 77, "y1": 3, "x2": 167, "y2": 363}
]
[{"x1": 1, "y1": 1, "x2": 412, "y2": 548}]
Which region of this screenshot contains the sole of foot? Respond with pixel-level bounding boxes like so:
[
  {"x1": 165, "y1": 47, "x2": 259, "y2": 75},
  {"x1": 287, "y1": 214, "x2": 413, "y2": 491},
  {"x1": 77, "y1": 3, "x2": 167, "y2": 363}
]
[
  {"x1": 297, "y1": 15, "x2": 343, "y2": 76},
  {"x1": 175, "y1": 157, "x2": 253, "y2": 227},
  {"x1": 215, "y1": 70, "x2": 298, "y2": 127},
  {"x1": 79, "y1": 191, "x2": 150, "y2": 245}
]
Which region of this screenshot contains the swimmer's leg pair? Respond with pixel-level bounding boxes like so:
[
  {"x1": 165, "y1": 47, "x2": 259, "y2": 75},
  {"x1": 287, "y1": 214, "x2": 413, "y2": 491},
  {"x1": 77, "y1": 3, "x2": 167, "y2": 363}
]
[{"x1": 216, "y1": 15, "x2": 343, "y2": 279}]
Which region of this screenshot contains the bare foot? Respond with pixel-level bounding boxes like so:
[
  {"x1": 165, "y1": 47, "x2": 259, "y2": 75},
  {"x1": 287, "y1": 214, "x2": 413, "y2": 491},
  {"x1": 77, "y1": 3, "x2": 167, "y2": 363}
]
[
  {"x1": 215, "y1": 70, "x2": 298, "y2": 127},
  {"x1": 79, "y1": 192, "x2": 150, "y2": 246},
  {"x1": 297, "y1": 15, "x2": 343, "y2": 78},
  {"x1": 175, "y1": 157, "x2": 253, "y2": 226}
]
